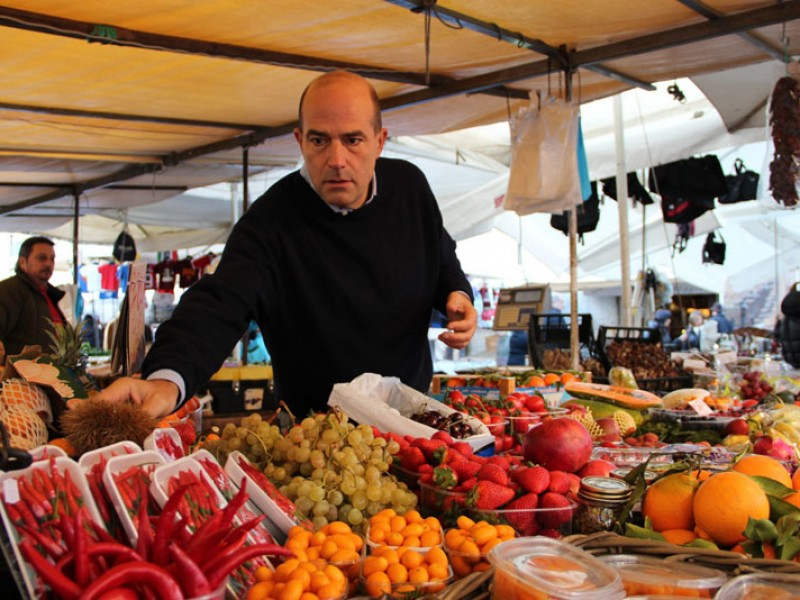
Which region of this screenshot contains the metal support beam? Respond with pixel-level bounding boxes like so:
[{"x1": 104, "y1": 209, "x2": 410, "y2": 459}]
[
  {"x1": 384, "y1": 0, "x2": 655, "y2": 91},
  {"x1": 0, "y1": 182, "x2": 187, "y2": 191},
  {"x1": 676, "y1": 0, "x2": 788, "y2": 62},
  {"x1": 0, "y1": 5, "x2": 527, "y2": 101},
  {"x1": 72, "y1": 191, "x2": 79, "y2": 285}
]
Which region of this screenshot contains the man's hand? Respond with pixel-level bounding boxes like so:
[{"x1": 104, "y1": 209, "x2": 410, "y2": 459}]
[
  {"x1": 86, "y1": 377, "x2": 180, "y2": 419},
  {"x1": 438, "y1": 291, "x2": 478, "y2": 349}
]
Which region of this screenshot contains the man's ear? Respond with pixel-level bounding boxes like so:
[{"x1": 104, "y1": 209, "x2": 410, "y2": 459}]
[
  {"x1": 293, "y1": 127, "x2": 303, "y2": 146},
  {"x1": 376, "y1": 128, "x2": 388, "y2": 153}
]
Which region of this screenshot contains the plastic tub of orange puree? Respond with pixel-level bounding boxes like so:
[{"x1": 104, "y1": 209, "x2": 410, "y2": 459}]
[
  {"x1": 487, "y1": 536, "x2": 625, "y2": 600},
  {"x1": 599, "y1": 554, "x2": 726, "y2": 597},
  {"x1": 714, "y1": 572, "x2": 800, "y2": 600}
]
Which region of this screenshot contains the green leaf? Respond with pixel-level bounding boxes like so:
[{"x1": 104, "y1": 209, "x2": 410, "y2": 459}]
[
  {"x1": 741, "y1": 539, "x2": 761, "y2": 557},
  {"x1": 776, "y1": 513, "x2": 800, "y2": 547},
  {"x1": 749, "y1": 475, "x2": 796, "y2": 498},
  {"x1": 779, "y1": 536, "x2": 800, "y2": 561},
  {"x1": 684, "y1": 538, "x2": 719, "y2": 550},
  {"x1": 744, "y1": 517, "x2": 778, "y2": 542},
  {"x1": 625, "y1": 523, "x2": 665, "y2": 541},
  {"x1": 768, "y1": 494, "x2": 800, "y2": 521}
]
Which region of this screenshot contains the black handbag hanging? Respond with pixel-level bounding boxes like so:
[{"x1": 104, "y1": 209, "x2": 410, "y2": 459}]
[
  {"x1": 550, "y1": 181, "x2": 600, "y2": 242},
  {"x1": 601, "y1": 172, "x2": 653, "y2": 205},
  {"x1": 702, "y1": 231, "x2": 726, "y2": 264},
  {"x1": 719, "y1": 158, "x2": 759, "y2": 204},
  {"x1": 650, "y1": 155, "x2": 727, "y2": 223}
]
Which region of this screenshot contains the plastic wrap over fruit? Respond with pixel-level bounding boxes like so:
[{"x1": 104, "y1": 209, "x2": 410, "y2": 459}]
[{"x1": 608, "y1": 367, "x2": 637, "y2": 389}]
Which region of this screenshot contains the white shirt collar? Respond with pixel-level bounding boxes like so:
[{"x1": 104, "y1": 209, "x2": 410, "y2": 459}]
[{"x1": 299, "y1": 164, "x2": 377, "y2": 215}]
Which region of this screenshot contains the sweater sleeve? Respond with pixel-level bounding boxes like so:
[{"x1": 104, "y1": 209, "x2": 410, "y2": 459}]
[
  {"x1": 0, "y1": 280, "x2": 21, "y2": 348},
  {"x1": 141, "y1": 210, "x2": 273, "y2": 402}
]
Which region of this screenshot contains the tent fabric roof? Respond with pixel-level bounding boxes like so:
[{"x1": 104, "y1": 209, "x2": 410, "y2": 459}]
[{"x1": 1, "y1": 0, "x2": 799, "y2": 241}]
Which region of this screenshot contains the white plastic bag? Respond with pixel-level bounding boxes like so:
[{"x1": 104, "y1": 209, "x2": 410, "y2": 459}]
[
  {"x1": 327, "y1": 373, "x2": 494, "y2": 451},
  {"x1": 504, "y1": 97, "x2": 581, "y2": 215}
]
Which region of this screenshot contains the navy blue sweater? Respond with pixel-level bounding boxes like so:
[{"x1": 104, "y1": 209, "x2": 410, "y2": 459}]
[{"x1": 142, "y1": 158, "x2": 472, "y2": 416}]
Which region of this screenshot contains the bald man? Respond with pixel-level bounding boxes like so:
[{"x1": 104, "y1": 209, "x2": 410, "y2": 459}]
[{"x1": 97, "y1": 71, "x2": 476, "y2": 418}]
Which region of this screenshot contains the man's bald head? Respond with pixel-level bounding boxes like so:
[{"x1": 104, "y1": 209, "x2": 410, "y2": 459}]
[{"x1": 298, "y1": 71, "x2": 382, "y2": 133}]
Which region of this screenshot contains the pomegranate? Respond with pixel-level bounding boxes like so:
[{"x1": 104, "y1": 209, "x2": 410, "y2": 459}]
[
  {"x1": 523, "y1": 417, "x2": 592, "y2": 473},
  {"x1": 578, "y1": 459, "x2": 615, "y2": 478}
]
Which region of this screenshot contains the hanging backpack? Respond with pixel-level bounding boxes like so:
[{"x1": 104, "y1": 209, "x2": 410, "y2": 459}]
[
  {"x1": 719, "y1": 158, "x2": 759, "y2": 204},
  {"x1": 649, "y1": 155, "x2": 727, "y2": 223},
  {"x1": 550, "y1": 181, "x2": 600, "y2": 242},
  {"x1": 702, "y1": 231, "x2": 726, "y2": 265},
  {"x1": 601, "y1": 172, "x2": 653, "y2": 205},
  {"x1": 113, "y1": 230, "x2": 137, "y2": 262}
]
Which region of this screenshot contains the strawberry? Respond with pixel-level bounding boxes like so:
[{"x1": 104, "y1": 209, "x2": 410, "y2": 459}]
[
  {"x1": 433, "y1": 466, "x2": 458, "y2": 489},
  {"x1": 538, "y1": 492, "x2": 574, "y2": 529},
  {"x1": 467, "y1": 480, "x2": 515, "y2": 510},
  {"x1": 451, "y1": 441, "x2": 474, "y2": 457},
  {"x1": 487, "y1": 455, "x2": 510, "y2": 470},
  {"x1": 413, "y1": 438, "x2": 445, "y2": 461},
  {"x1": 504, "y1": 492, "x2": 539, "y2": 535},
  {"x1": 432, "y1": 431, "x2": 454, "y2": 445},
  {"x1": 456, "y1": 477, "x2": 477, "y2": 492},
  {"x1": 477, "y1": 463, "x2": 509, "y2": 486},
  {"x1": 547, "y1": 471, "x2": 571, "y2": 494},
  {"x1": 420, "y1": 471, "x2": 434, "y2": 485},
  {"x1": 400, "y1": 446, "x2": 425, "y2": 471},
  {"x1": 452, "y1": 459, "x2": 481, "y2": 481},
  {"x1": 512, "y1": 466, "x2": 550, "y2": 494}
]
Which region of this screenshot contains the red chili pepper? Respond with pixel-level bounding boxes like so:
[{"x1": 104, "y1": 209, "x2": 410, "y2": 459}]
[
  {"x1": 173, "y1": 517, "x2": 191, "y2": 548},
  {"x1": 88, "y1": 473, "x2": 112, "y2": 526},
  {"x1": 206, "y1": 543, "x2": 295, "y2": 590},
  {"x1": 73, "y1": 512, "x2": 89, "y2": 586},
  {"x1": 4, "y1": 503, "x2": 23, "y2": 525},
  {"x1": 79, "y1": 561, "x2": 183, "y2": 600},
  {"x1": 192, "y1": 528, "x2": 231, "y2": 568},
  {"x1": 62, "y1": 470, "x2": 79, "y2": 516},
  {"x1": 88, "y1": 519, "x2": 117, "y2": 545},
  {"x1": 18, "y1": 540, "x2": 80, "y2": 600},
  {"x1": 136, "y1": 480, "x2": 152, "y2": 561},
  {"x1": 55, "y1": 542, "x2": 142, "y2": 573},
  {"x1": 17, "y1": 524, "x2": 65, "y2": 559},
  {"x1": 8, "y1": 499, "x2": 38, "y2": 530},
  {"x1": 151, "y1": 483, "x2": 191, "y2": 565},
  {"x1": 183, "y1": 511, "x2": 223, "y2": 559},
  {"x1": 18, "y1": 478, "x2": 47, "y2": 521},
  {"x1": 168, "y1": 542, "x2": 211, "y2": 597}
]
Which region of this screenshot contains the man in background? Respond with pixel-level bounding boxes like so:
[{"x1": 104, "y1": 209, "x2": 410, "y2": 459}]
[
  {"x1": 709, "y1": 302, "x2": 734, "y2": 334},
  {"x1": 0, "y1": 236, "x2": 65, "y2": 355}
]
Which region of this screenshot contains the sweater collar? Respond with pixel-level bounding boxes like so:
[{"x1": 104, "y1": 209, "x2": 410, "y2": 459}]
[
  {"x1": 16, "y1": 271, "x2": 65, "y2": 301},
  {"x1": 299, "y1": 163, "x2": 377, "y2": 216}
]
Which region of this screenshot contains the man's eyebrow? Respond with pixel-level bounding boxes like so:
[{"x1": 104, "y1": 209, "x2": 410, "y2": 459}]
[{"x1": 305, "y1": 129, "x2": 329, "y2": 138}]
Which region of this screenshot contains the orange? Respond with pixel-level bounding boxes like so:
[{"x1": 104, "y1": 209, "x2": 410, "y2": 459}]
[
  {"x1": 457, "y1": 539, "x2": 480, "y2": 560},
  {"x1": 419, "y1": 530, "x2": 440, "y2": 546},
  {"x1": 733, "y1": 454, "x2": 793, "y2": 488},
  {"x1": 450, "y1": 554, "x2": 471, "y2": 577},
  {"x1": 445, "y1": 529, "x2": 465, "y2": 548},
  {"x1": 481, "y1": 538, "x2": 503, "y2": 554},
  {"x1": 660, "y1": 528, "x2": 697, "y2": 545},
  {"x1": 373, "y1": 547, "x2": 399, "y2": 564},
  {"x1": 560, "y1": 372, "x2": 577, "y2": 385},
  {"x1": 279, "y1": 578, "x2": 305, "y2": 600},
  {"x1": 543, "y1": 373, "x2": 560, "y2": 385},
  {"x1": 425, "y1": 546, "x2": 448, "y2": 568},
  {"x1": 408, "y1": 566, "x2": 429, "y2": 584},
  {"x1": 403, "y1": 535, "x2": 421, "y2": 548},
  {"x1": 428, "y1": 562, "x2": 449, "y2": 580},
  {"x1": 325, "y1": 521, "x2": 351, "y2": 536},
  {"x1": 689, "y1": 469, "x2": 712, "y2": 482},
  {"x1": 323, "y1": 565, "x2": 346, "y2": 586},
  {"x1": 793, "y1": 467, "x2": 800, "y2": 491},
  {"x1": 495, "y1": 525, "x2": 515, "y2": 540},
  {"x1": 400, "y1": 549, "x2": 423, "y2": 569},
  {"x1": 254, "y1": 566, "x2": 274, "y2": 582},
  {"x1": 317, "y1": 583, "x2": 343, "y2": 600},
  {"x1": 642, "y1": 473, "x2": 698, "y2": 532},
  {"x1": 365, "y1": 572, "x2": 391, "y2": 598},
  {"x1": 783, "y1": 492, "x2": 800, "y2": 508},
  {"x1": 526, "y1": 376, "x2": 545, "y2": 387},
  {"x1": 386, "y1": 531, "x2": 404, "y2": 546},
  {"x1": 247, "y1": 581, "x2": 274, "y2": 600},
  {"x1": 47, "y1": 437, "x2": 77, "y2": 457},
  {"x1": 299, "y1": 594, "x2": 318, "y2": 600},
  {"x1": 693, "y1": 471, "x2": 770, "y2": 546},
  {"x1": 390, "y1": 516, "x2": 407, "y2": 532},
  {"x1": 456, "y1": 516, "x2": 475, "y2": 530},
  {"x1": 405, "y1": 510, "x2": 423, "y2": 523},
  {"x1": 363, "y1": 556, "x2": 389, "y2": 577},
  {"x1": 386, "y1": 562, "x2": 408, "y2": 584}
]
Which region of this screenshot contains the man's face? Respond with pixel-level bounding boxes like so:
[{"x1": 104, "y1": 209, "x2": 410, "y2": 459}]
[
  {"x1": 19, "y1": 243, "x2": 55, "y2": 287},
  {"x1": 294, "y1": 77, "x2": 387, "y2": 210}
]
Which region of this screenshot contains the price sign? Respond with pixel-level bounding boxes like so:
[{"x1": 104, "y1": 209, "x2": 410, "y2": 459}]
[{"x1": 688, "y1": 397, "x2": 713, "y2": 416}]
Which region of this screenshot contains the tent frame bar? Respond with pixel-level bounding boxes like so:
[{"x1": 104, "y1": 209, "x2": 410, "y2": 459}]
[
  {"x1": 0, "y1": 183, "x2": 187, "y2": 190},
  {"x1": 2, "y1": 0, "x2": 797, "y2": 216},
  {"x1": 0, "y1": 5, "x2": 528, "y2": 101},
  {"x1": 676, "y1": 0, "x2": 788, "y2": 62},
  {"x1": 384, "y1": 0, "x2": 655, "y2": 91}
]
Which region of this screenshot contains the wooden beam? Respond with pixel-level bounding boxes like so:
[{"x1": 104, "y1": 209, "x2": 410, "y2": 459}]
[
  {"x1": 0, "y1": 5, "x2": 527, "y2": 101},
  {"x1": 0, "y1": 182, "x2": 187, "y2": 191},
  {"x1": 0, "y1": 149, "x2": 160, "y2": 163},
  {"x1": 676, "y1": 0, "x2": 788, "y2": 62},
  {"x1": 384, "y1": 0, "x2": 655, "y2": 91}
]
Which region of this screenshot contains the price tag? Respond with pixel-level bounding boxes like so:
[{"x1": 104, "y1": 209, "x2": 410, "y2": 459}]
[
  {"x1": 3, "y1": 478, "x2": 19, "y2": 504},
  {"x1": 688, "y1": 397, "x2": 713, "y2": 416},
  {"x1": 716, "y1": 351, "x2": 737, "y2": 365},
  {"x1": 683, "y1": 359, "x2": 706, "y2": 371}
]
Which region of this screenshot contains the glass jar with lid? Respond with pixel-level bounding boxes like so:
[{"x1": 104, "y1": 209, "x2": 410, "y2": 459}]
[{"x1": 575, "y1": 476, "x2": 632, "y2": 534}]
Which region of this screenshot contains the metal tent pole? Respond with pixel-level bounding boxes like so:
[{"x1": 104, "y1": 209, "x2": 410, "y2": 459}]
[
  {"x1": 613, "y1": 94, "x2": 632, "y2": 327},
  {"x1": 72, "y1": 191, "x2": 79, "y2": 285},
  {"x1": 565, "y1": 69, "x2": 580, "y2": 371}
]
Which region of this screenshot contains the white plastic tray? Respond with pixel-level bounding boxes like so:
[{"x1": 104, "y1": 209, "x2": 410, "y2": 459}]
[
  {"x1": 224, "y1": 451, "x2": 297, "y2": 536},
  {"x1": 102, "y1": 450, "x2": 164, "y2": 545},
  {"x1": 143, "y1": 427, "x2": 184, "y2": 462},
  {"x1": 27, "y1": 444, "x2": 67, "y2": 462},
  {"x1": 79, "y1": 441, "x2": 141, "y2": 472},
  {"x1": 150, "y1": 456, "x2": 227, "y2": 514}
]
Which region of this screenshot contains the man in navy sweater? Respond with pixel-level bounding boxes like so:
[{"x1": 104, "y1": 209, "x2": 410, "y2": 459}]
[{"x1": 95, "y1": 71, "x2": 477, "y2": 418}]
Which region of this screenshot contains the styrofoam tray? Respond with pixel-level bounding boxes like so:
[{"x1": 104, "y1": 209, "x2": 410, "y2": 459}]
[
  {"x1": 143, "y1": 427, "x2": 184, "y2": 462},
  {"x1": 79, "y1": 441, "x2": 141, "y2": 472},
  {"x1": 150, "y1": 456, "x2": 227, "y2": 513},
  {"x1": 102, "y1": 450, "x2": 164, "y2": 545},
  {"x1": 224, "y1": 451, "x2": 297, "y2": 535},
  {"x1": 28, "y1": 444, "x2": 67, "y2": 462}
]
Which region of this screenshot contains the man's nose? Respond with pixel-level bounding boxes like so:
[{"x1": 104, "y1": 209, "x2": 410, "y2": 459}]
[{"x1": 326, "y1": 140, "x2": 346, "y2": 168}]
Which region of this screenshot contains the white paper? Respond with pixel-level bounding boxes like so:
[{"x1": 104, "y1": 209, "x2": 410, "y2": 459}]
[
  {"x1": 328, "y1": 373, "x2": 494, "y2": 451},
  {"x1": 3, "y1": 478, "x2": 19, "y2": 504},
  {"x1": 688, "y1": 397, "x2": 712, "y2": 416}
]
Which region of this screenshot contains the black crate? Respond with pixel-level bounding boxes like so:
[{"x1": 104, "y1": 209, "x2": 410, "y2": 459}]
[
  {"x1": 594, "y1": 374, "x2": 693, "y2": 394},
  {"x1": 594, "y1": 325, "x2": 662, "y2": 373},
  {"x1": 526, "y1": 313, "x2": 594, "y2": 369}
]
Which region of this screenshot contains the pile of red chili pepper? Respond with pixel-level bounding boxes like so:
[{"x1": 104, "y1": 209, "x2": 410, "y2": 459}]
[
  {"x1": 6, "y1": 470, "x2": 293, "y2": 599},
  {"x1": 155, "y1": 432, "x2": 184, "y2": 461},
  {"x1": 236, "y1": 455, "x2": 297, "y2": 521},
  {"x1": 85, "y1": 448, "x2": 138, "y2": 533}
]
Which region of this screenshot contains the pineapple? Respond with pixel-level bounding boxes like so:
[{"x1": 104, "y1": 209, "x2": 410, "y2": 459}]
[{"x1": 45, "y1": 319, "x2": 85, "y2": 371}]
